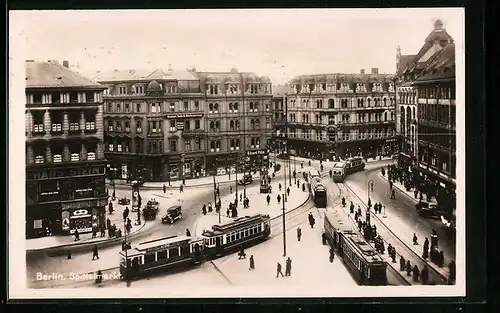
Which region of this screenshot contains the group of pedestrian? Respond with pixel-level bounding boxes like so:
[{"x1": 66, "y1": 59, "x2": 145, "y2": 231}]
[
  {"x1": 276, "y1": 257, "x2": 292, "y2": 277},
  {"x1": 372, "y1": 202, "x2": 384, "y2": 214}
]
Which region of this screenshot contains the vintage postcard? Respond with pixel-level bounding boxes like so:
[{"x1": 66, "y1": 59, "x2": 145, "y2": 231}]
[{"x1": 9, "y1": 8, "x2": 465, "y2": 299}]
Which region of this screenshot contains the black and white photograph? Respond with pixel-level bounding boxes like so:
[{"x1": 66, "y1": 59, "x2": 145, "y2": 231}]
[{"x1": 9, "y1": 8, "x2": 465, "y2": 298}]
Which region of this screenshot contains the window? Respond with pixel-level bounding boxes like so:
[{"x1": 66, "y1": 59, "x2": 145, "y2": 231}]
[
  {"x1": 117, "y1": 144, "x2": 122, "y2": 152},
  {"x1": 194, "y1": 101, "x2": 199, "y2": 111},
  {"x1": 53, "y1": 154, "x2": 62, "y2": 163},
  {"x1": 135, "y1": 86, "x2": 144, "y2": 94},
  {"x1": 87, "y1": 152, "x2": 96, "y2": 160},
  {"x1": 184, "y1": 102, "x2": 189, "y2": 111},
  {"x1": 170, "y1": 103, "x2": 175, "y2": 112},
  {"x1": 229, "y1": 103, "x2": 233, "y2": 112},
  {"x1": 265, "y1": 103, "x2": 270, "y2": 111},
  {"x1": 431, "y1": 156, "x2": 437, "y2": 166},
  {"x1": 108, "y1": 144, "x2": 114, "y2": 151},
  {"x1": 170, "y1": 140, "x2": 177, "y2": 152},
  {"x1": 85, "y1": 121, "x2": 96, "y2": 131},
  {"x1": 136, "y1": 120, "x2": 142, "y2": 133},
  {"x1": 214, "y1": 103, "x2": 219, "y2": 113},
  {"x1": 116, "y1": 103, "x2": 121, "y2": 112},
  {"x1": 195, "y1": 119, "x2": 201, "y2": 129},
  {"x1": 233, "y1": 103, "x2": 239, "y2": 112},
  {"x1": 116, "y1": 121, "x2": 122, "y2": 132},
  {"x1": 119, "y1": 86, "x2": 127, "y2": 94},
  {"x1": 196, "y1": 138, "x2": 201, "y2": 150},
  {"x1": 51, "y1": 122, "x2": 62, "y2": 132},
  {"x1": 108, "y1": 121, "x2": 114, "y2": 132},
  {"x1": 184, "y1": 120, "x2": 190, "y2": 130},
  {"x1": 125, "y1": 121, "x2": 130, "y2": 132},
  {"x1": 136, "y1": 103, "x2": 142, "y2": 113},
  {"x1": 185, "y1": 140, "x2": 191, "y2": 151},
  {"x1": 151, "y1": 103, "x2": 157, "y2": 113},
  {"x1": 170, "y1": 120, "x2": 176, "y2": 132},
  {"x1": 71, "y1": 153, "x2": 80, "y2": 162},
  {"x1": 107, "y1": 103, "x2": 113, "y2": 112},
  {"x1": 69, "y1": 122, "x2": 79, "y2": 132},
  {"x1": 125, "y1": 103, "x2": 130, "y2": 113},
  {"x1": 35, "y1": 155, "x2": 45, "y2": 164}
]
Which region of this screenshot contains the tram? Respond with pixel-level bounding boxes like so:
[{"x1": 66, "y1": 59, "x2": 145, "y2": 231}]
[
  {"x1": 310, "y1": 177, "x2": 327, "y2": 208},
  {"x1": 119, "y1": 214, "x2": 271, "y2": 280},
  {"x1": 307, "y1": 168, "x2": 321, "y2": 181},
  {"x1": 323, "y1": 208, "x2": 387, "y2": 285},
  {"x1": 202, "y1": 213, "x2": 271, "y2": 259},
  {"x1": 118, "y1": 235, "x2": 204, "y2": 280},
  {"x1": 331, "y1": 162, "x2": 347, "y2": 182},
  {"x1": 345, "y1": 156, "x2": 365, "y2": 174}
]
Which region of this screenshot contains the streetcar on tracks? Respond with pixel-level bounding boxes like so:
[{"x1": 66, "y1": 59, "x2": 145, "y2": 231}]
[
  {"x1": 310, "y1": 176, "x2": 327, "y2": 208},
  {"x1": 331, "y1": 161, "x2": 347, "y2": 182},
  {"x1": 323, "y1": 209, "x2": 387, "y2": 285},
  {"x1": 119, "y1": 213, "x2": 271, "y2": 280},
  {"x1": 307, "y1": 168, "x2": 322, "y2": 181},
  {"x1": 345, "y1": 156, "x2": 365, "y2": 175}
]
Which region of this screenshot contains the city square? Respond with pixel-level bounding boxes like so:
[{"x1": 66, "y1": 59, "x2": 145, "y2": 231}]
[{"x1": 10, "y1": 8, "x2": 464, "y2": 298}]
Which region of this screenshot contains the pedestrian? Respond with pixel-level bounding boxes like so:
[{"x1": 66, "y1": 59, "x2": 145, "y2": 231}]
[
  {"x1": 389, "y1": 180, "x2": 393, "y2": 189},
  {"x1": 399, "y1": 255, "x2": 405, "y2": 271},
  {"x1": 387, "y1": 243, "x2": 393, "y2": 256},
  {"x1": 100, "y1": 225, "x2": 106, "y2": 237},
  {"x1": 179, "y1": 184, "x2": 184, "y2": 193},
  {"x1": 322, "y1": 232, "x2": 327, "y2": 245},
  {"x1": 302, "y1": 183, "x2": 305, "y2": 192},
  {"x1": 431, "y1": 229, "x2": 439, "y2": 248},
  {"x1": 106, "y1": 218, "x2": 111, "y2": 230},
  {"x1": 230, "y1": 186, "x2": 233, "y2": 194},
  {"x1": 406, "y1": 260, "x2": 412, "y2": 277},
  {"x1": 238, "y1": 246, "x2": 246, "y2": 259},
  {"x1": 276, "y1": 262, "x2": 284, "y2": 277},
  {"x1": 287, "y1": 187, "x2": 290, "y2": 196},
  {"x1": 329, "y1": 248, "x2": 335, "y2": 263},
  {"x1": 92, "y1": 244, "x2": 99, "y2": 260},
  {"x1": 163, "y1": 184, "x2": 167, "y2": 194},
  {"x1": 185, "y1": 229, "x2": 191, "y2": 237},
  {"x1": 74, "y1": 229, "x2": 80, "y2": 241},
  {"x1": 380, "y1": 241, "x2": 385, "y2": 254},
  {"x1": 267, "y1": 194, "x2": 271, "y2": 205},
  {"x1": 308, "y1": 212, "x2": 315, "y2": 228},
  {"x1": 67, "y1": 249, "x2": 71, "y2": 260},
  {"x1": 438, "y1": 251, "x2": 445, "y2": 267},
  {"x1": 277, "y1": 194, "x2": 281, "y2": 204},
  {"x1": 285, "y1": 257, "x2": 292, "y2": 276},
  {"x1": 329, "y1": 169, "x2": 332, "y2": 177},
  {"x1": 249, "y1": 255, "x2": 255, "y2": 270},
  {"x1": 414, "y1": 189, "x2": 418, "y2": 199},
  {"x1": 297, "y1": 226, "x2": 302, "y2": 242},
  {"x1": 240, "y1": 193, "x2": 243, "y2": 202},
  {"x1": 301, "y1": 162, "x2": 304, "y2": 169},
  {"x1": 208, "y1": 202, "x2": 213, "y2": 213},
  {"x1": 421, "y1": 265, "x2": 429, "y2": 285},
  {"x1": 226, "y1": 208, "x2": 230, "y2": 218},
  {"x1": 279, "y1": 183, "x2": 282, "y2": 191},
  {"x1": 182, "y1": 178, "x2": 186, "y2": 185},
  {"x1": 413, "y1": 233, "x2": 418, "y2": 245},
  {"x1": 413, "y1": 265, "x2": 420, "y2": 282},
  {"x1": 92, "y1": 227, "x2": 97, "y2": 238}
]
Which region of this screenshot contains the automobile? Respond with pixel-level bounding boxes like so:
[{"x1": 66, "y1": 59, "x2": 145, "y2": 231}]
[
  {"x1": 161, "y1": 205, "x2": 183, "y2": 224},
  {"x1": 415, "y1": 200, "x2": 446, "y2": 218},
  {"x1": 238, "y1": 173, "x2": 253, "y2": 186},
  {"x1": 118, "y1": 197, "x2": 131, "y2": 205},
  {"x1": 143, "y1": 199, "x2": 159, "y2": 220},
  {"x1": 131, "y1": 177, "x2": 145, "y2": 187},
  {"x1": 277, "y1": 153, "x2": 290, "y2": 160}
]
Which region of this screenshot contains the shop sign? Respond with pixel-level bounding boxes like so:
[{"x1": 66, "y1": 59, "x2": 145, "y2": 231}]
[
  {"x1": 63, "y1": 200, "x2": 100, "y2": 210},
  {"x1": 246, "y1": 149, "x2": 269, "y2": 156},
  {"x1": 176, "y1": 121, "x2": 185, "y2": 130},
  {"x1": 73, "y1": 209, "x2": 89, "y2": 216},
  {"x1": 165, "y1": 113, "x2": 203, "y2": 119}
]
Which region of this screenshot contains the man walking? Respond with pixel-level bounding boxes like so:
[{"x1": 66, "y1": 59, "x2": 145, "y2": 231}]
[
  {"x1": 92, "y1": 244, "x2": 99, "y2": 260},
  {"x1": 296, "y1": 226, "x2": 302, "y2": 242},
  {"x1": 285, "y1": 257, "x2": 292, "y2": 276},
  {"x1": 276, "y1": 262, "x2": 284, "y2": 277}
]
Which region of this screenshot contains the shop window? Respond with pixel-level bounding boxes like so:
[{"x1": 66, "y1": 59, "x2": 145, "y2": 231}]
[
  {"x1": 87, "y1": 152, "x2": 96, "y2": 160},
  {"x1": 53, "y1": 154, "x2": 62, "y2": 163},
  {"x1": 71, "y1": 153, "x2": 80, "y2": 162},
  {"x1": 144, "y1": 253, "x2": 155, "y2": 264}
]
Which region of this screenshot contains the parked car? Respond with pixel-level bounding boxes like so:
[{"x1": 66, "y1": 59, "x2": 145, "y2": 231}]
[
  {"x1": 238, "y1": 173, "x2": 253, "y2": 186},
  {"x1": 118, "y1": 197, "x2": 131, "y2": 205},
  {"x1": 415, "y1": 200, "x2": 446, "y2": 218},
  {"x1": 131, "y1": 177, "x2": 145, "y2": 187},
  {"x1": 161, "y1": 205, "x2": 183, "y2": 224}
]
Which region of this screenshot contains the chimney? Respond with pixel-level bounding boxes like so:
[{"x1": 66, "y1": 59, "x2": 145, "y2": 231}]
[
  {"x1": 62, "y1": 60, "x2": 69, "y2": 68},
  {"x1": 230, "y1": 67, "x2": 238, "y2": 73},
  {"x1": 360, "y1": 69, "x2": 365, "y2": 74},
  {"x1": 371, "y1": 68, "x2": 379, "y2": 74},
  {"x1": 113, "y1": 69, "x2": 118, "y2": 72},
  {"x1": 191, "y1": 67, "x2": 196, "y2": 72}
]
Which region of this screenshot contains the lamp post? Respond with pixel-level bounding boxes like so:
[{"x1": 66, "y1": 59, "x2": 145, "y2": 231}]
[
  {"x1": 282, "y1": 192, "x2": 287, "y2": 256},
  {"x1": 367, "y1": 179, "x2": 374, "y2": 224}
]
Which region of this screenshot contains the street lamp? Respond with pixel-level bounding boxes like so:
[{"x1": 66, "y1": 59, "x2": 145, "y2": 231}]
[
  {"x1": 282, "y1": 192, "x2": 287, "y2": 256},
  {"x1": 367, "y1": 179, "x2": 374, "y2": 224}
]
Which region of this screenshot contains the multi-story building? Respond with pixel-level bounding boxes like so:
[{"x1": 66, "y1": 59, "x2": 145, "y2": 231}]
[
  {"x1": 414, "y1": 40, "x2": 456, "y2": 213},
  {"x1": 396, "y1": 19, "x2": 454, "y2": 179},
  {"x1": 25, "y1": 60, "x2": 107, "y2": 239},
  {"x1": 270, "y1": 85, "x2": 287, "y2": 156},
  {"x1": 285, "y1": 69, "x2": 397, "y2": 161},
  {"x1": 97, "y1": 67, "x2": 273, "y2": 182}
]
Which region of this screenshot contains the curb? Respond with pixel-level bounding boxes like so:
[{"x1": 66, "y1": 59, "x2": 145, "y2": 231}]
[
  {"x1": 26, "y1": 221, "x2": 148, "y2": 254},
  {"x1": 342, "y1": 181, "x2": 449, "y2": 282}
]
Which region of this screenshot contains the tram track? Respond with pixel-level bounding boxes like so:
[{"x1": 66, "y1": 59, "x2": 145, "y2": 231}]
[{"x1": 334, "y1": 181, "x2": 448, "y2": 285}]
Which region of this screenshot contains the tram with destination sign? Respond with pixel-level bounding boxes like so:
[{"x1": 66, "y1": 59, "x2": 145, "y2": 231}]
[
  {"x1": 345, "y1": 156, "x2": 365, "y2": 175},
  {"x1": 331, "y1": 161, "x2": 347, "y2": 183},
  {"x1": 119, "y1": 213, "x2": 271, "y2": 280},
  {"x1": 323, "y1": 208, "x2": 387, "y2": 285}
]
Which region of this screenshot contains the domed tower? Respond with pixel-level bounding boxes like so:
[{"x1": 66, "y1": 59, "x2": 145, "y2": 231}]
[{"x1": 146, "y1": 80, "x2": 163, "y2": 96}]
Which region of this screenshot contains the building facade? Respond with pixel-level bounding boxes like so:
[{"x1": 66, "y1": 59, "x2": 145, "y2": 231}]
[
  {"x1": 285, "y1": 69, "x2": 397, "y2": 161},
  {"x1": 25, "y1": 60, "x2": 107, "y2": 239},
  {"x1": 98, "y1": 67, "x2": 273, "y2": 182},
  {"x1": 270, "y1": 85, "x2": 287, "y2": 156},
  {"x1": 395, "y1": 19, "x2": 456, "y2": 213}
]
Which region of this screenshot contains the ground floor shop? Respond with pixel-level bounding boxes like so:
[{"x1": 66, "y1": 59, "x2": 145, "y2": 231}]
[
  {"x1": 415, "y1": 164, "x2": 456, "y2": 214},
  {"x1": 26, "y1": 197, "x2": 108, "y2": 239}
]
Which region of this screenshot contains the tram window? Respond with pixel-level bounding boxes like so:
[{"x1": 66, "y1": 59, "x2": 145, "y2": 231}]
[
  {"x1": 258, "y1": 225, "x2": 262, "y2": 232},
  {"x1": 180, "y1": 244, "x2": 190, "y2": 255},
  {"x1": 144, "y1": 253, "x2": 156, "y2": 264},
  {"x1": 157, "y1": 250, "x2": 168, "y2": 260},
  {"x1": 169, "y1": 247, "x2": 179, "y2": 258},
  {"x1": 226, "y1": 234, "x2": 230, "y2": 243},
  {"x1": 240, "y1": 230, "x2": 245, "y2": 238},
  {"x1": 231, "y1": 233, "x2": 235, "y2": 242},
  {"x1": 120, "y1": 257, "x2": 127, "y2": 266},
  {"x1": 236, "y1": 232, "x2": 240, "y2": 240},
  {"x1": 244, "y1": 229, "x2": 249, "y2": 237}
]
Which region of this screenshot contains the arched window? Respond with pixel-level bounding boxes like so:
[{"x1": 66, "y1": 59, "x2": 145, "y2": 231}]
[
  {"x1": 360, "y1": 99, "x2": 364, "y2": 107},
  {"x1": 367, "y1": 98, "x2": 371, "y2": 106},
  {"x1": 230, "y1": 120, "x2": 235, "y2": 130},
  {"x1": 412, "y1": 107, "x2": 416, "y2": 119},
  {"x1": 229, "y1": 103, "x2": 233, "y2": 111},
  {"x1": 209, "y1": 103, "x2": 213, "y2": 111},
  {"x1": 214, "y1": 103, "x2": 219, "y2": 112},
  {"x1": 255, "y1": 119, "x2": 260, "y2": 129},
  {"x1": 251, "y1": 138, "x2": 255, "y2": 147},
  {"x1": 250, "y1": 119, "x2": 255, "y2": 129},
  {"x1": 230, "y1": 139, "x2": 235, "y2": 149},
  {"x1": 249, "y1": 102, "x2": 254, "y2": 111},
  {"x1": 210, "y1": 141, "x2": 215, "y2": 150},
  {"x1": 256, "y1": 138, "x2": 260, "y2": 147},
  {"x1": 235, "y1": 120, "x2": 240, "y2": 129},
  {"x1": 383, "y1": 98, "x2": 387, "y2": 106},
  {"x1": 384, "y1": 112, "x2": 388, "y2": 121},
  {"x1": 215, "y1": 121, "x2": 220, "y2": 130},
  {"x1": 235, "y1": 139, "x2": 240, "y2": 149},
  {"x1": 328, "y1": 99, "x2": 334, "y2": 108},
  {"x1": 216, "y1": 140, "x2": 221, "y2": 149},
  {"x1": 233, "y1": 102, "x2": 239, "y2": 111}
]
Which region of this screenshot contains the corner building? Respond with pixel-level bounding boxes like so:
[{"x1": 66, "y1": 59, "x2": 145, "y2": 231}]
[
  {"x1": 98, "y1": 67, "x2": 273, "y2": 182},
  {"x1": 286, "y1": 68, "x2": 397, "y2": 160},
  {"x1": 25, "y1": 60, "x2": 107, "y2": 239}
]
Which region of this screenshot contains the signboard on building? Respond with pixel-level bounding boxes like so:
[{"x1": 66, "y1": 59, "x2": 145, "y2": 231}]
[
  {"x1": 246, "y1": 149, "x2": 269, "y2": 156},
  {"x1": 176, "y1": 121, "x2": 184, "y2": 130},
  {"x1": 165, "y1": 113, "x2": 203, "y2": 119}
]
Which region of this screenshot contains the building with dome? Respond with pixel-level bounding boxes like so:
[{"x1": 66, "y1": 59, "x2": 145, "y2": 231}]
[
  {"x1": 25, "y1": 60, "x2": 107, "y2": 239},
  {"x1": 284, "y1": 69, "x2": 397, "y2": 160},
  {"x1": 395, "y1": 19, "x2": 456, "y2": 215},
  {"x1": 96, "y1": 67, "x2": 273, "y2": 182}
]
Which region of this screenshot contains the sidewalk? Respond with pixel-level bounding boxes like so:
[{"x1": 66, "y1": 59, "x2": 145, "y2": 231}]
[
  {"x1": 194, "y1": 177, "x2": 310, "y2": 236},
  {"x1": 26, "y1": 187, "x2": 181, "y2": 252},
  {"x1": 344, "y1": 181, "x2": 451, "y2": 281},
  {"x1": 107, "y1": 172, "x2": 263, "y2": 189},
  {"x1": 211, "y1": 209, "x2": 357, "y2": 291},
  {"x1": 378, "y1": 172, "x2": 436, "y2": 203}
]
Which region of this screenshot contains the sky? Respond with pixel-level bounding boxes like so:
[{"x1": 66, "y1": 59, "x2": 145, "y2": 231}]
[{"x1": 12, "y1": 8, "x2": 464, "y2": 85}]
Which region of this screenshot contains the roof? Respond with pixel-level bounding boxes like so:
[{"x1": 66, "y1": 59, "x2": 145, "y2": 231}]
[
  {"x1": 288, "y1": 73, "x2": 394, "y2": 85},
  {"x1": 26, "y1": 60, "x2": 104, "y2": 89},
  {"x1": 136, "y1": 235, "x2": 191, "y2": 252},
  {"x1": 397, "y1": 54, "x2": 417, "y2": 76},
  {"x1": 94, "y1": 68, "x2": 199, "y2": 83},
  {"x1": 273, "y1": 84, "x2": 288, "y2": 96},
  {"x1": 414, "y1": 43, "x2": 455, "y2": 84},
  {"x1": 196, "y1": 71, "x2": 267, "y2": 84}
]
